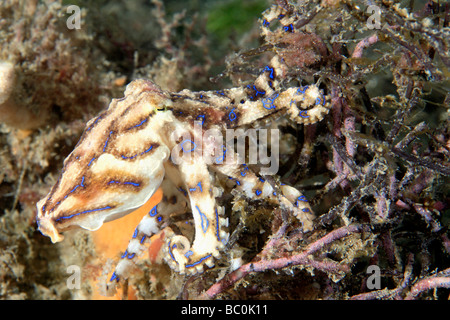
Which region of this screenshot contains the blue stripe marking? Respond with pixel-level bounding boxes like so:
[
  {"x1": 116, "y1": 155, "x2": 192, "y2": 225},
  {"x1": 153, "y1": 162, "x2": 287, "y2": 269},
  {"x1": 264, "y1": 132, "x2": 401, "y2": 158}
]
[
  {"x1": 55, "y1": 206, "x2": 112, "y2": 222},
  {"x1": 186, "y1": 254, "x2": 212, "y2": 268},
  {"x1": 103, "y1": 131, "x2": 113, "y2": 152},
  {"x1": 121, "y1": 145, "x2": 154, "y2": 160},
  {"x1": 63, "y1": 176, "x2": 86, "y2": 199},
  {"x1": 215, "y1": 208, "x2": 220, "y2": 241},
  {"x1": 108, "y1": 180, "x2": 140, "y2": 187},
  {"x1": 127, "y1": 118, "x2": 147, "y2": 130},
  {"x1": 168, "y1": 242, "x2": 178, "y2": 264},
  {"x1": 149, "y1": 205, "x2": 157, "y2": 216},
  {"x1": 87, "y1": 157, "x2": 95, "y2": 167},
  {"x1": 109, "y1": 272, "x2": 119, "y2": 282}
]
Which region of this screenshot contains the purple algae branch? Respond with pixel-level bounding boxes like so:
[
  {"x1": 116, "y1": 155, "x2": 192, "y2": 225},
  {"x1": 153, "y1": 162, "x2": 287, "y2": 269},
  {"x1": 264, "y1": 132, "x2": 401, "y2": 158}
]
[{"x1": 200, "y1": 224, "x2": 365, "y2": 299}]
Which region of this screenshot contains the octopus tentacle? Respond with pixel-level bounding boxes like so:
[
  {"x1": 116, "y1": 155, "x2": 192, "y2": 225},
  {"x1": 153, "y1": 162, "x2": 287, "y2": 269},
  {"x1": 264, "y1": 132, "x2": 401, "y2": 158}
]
[
  {"x1": 163, "y1": 156, "x2": 228, "y2": 274},
  {"x1": 212, "y1": 148, "x2": 314, "y2": 232},
  {"x1": 107, "y1": 179, "x2": 188, "y2": 291}
]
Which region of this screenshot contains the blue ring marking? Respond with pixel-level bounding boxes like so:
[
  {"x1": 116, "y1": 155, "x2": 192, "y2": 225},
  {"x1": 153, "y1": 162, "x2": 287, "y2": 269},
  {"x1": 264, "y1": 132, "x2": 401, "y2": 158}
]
[
  {"x1": 228, "y1": 177, "x2": 241, "y2": 186},
  {"x1": 55, "y1": 205, "x2": 112, "y2": 222},
  {"x1": 228, "y1": 108, "x2": 237, "y2": 121},
  {"x1": 189, "y1": 187, "x2": 197, "y2": 192},
  {"x1": 109, "y1": 272, "x2": 119, "y2": 282},
  {"x1": 149, "y1": 205, "x2": 157, "y2": 217},
  {"x1": 299, "y1": 110, "x2": 309, "y2": 118},
  {"x1": 319, "y1": 94, "x2": 326, "y2": 105},
  {"x1": 273, "y1": 191, "x2": 277, "y2": 196},
  {"x1": 297, "y1": 195, "x2": 308, "y2": 202},
  {"x1": 255, "y1": 189, "x2": 262, "y2": 196},
  {"x1": 184, "y1": 250, "x2": 193, "y2": 258},
  {"x1": 186, "y1": 254, "x2": 212, "y2": 268},
  {"x1": 132, "y1": 228, "x2": 138, "y2": 238},
  {"x1": 264, "y1": 66, "x2": 275, "y2": 80},
  {"x1": 87, "y1": 157, "x2": 95, "y2": 167},
  {"x1": 247, "y1": 85, "x2": 266, "y2": 99},
  {"x1": 127, "y1": 253, "x2": 135, "y2": 259},
  {"x1": 259, "y1": 177, "x2": 265, "y2": 182},
  {"x1": 168, "y1": 242, "x2": 178, "y2": 263},
  {"x1": 121, "y1": 250, "x2": 128, "y2": 259},
  {"x1": 240, "y1": 163, "x2": 249, "y2": 176},
  {"x1": 283, "y1": 23, "x2": 294, "y2": 32},
  {"x1": 297, "y1": 86, "x2": 309, "y2": 95},
  {"x1": 157, "y1": 216, "x2": 162, "y2": 222},
  {"x1": 263, "y1": 19, "x2": 270, "y2": 27},
  {"x1": 181, "y1": 140, "x2": 196, "y2": 152},
  {"x1": 215, "y1": 208, "x2": 220, "y2": 241},
  {"x1": 197, "y1": 182, "x2": 203, "y2": 192},
  {"x1": 127, "y1": 118, "x2": 147, "y2": 130},
  {"x1": 302, "y1": 208, "x2": 310, "y2": 213},
  {"x1": 196, "y1": 206, "x2": 209, "y2": 233},
  {"x1": 140, "y1": 235, "x2": 146, "y2": 244},
  {"x1": 315, "y1": 96, "x2": 323, "y2": 105},
  {"x1": 215, "y1": 146, "x2": 226, "y2": 164},
  {"x1": 261, "y1": 93, "x2": 279, "y2": 110},
  {"x1": 196, "y1": 114, "x2": 206, "y2": 125},
  {"x1": 103, "y1": 131, "x2": 113, "y2": 152}
]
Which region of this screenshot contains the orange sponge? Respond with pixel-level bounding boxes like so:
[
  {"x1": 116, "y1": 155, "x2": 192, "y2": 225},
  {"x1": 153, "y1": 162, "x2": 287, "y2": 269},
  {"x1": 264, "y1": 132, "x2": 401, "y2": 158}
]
[{"x1": 91, "y1": 188, "x2": 163, "y2": 299}]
